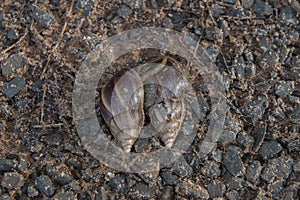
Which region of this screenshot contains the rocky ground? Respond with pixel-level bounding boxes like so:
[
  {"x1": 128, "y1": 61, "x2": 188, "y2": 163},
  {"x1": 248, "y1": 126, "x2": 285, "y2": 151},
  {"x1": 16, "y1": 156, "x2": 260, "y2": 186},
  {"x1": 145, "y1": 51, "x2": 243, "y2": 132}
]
[{"x1": 0, "y1": 0, "x2": 299, "y2": 199}]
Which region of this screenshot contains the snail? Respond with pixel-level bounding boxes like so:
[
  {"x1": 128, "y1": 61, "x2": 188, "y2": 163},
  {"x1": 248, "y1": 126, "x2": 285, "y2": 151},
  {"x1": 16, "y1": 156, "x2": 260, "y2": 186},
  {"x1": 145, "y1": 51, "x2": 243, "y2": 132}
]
[
  {"x1": 100, "y1": 57, "x2": 192, "y2": 152},
  {"x1": 100, "y1": 68, "x2": 145, "y2": 153}
]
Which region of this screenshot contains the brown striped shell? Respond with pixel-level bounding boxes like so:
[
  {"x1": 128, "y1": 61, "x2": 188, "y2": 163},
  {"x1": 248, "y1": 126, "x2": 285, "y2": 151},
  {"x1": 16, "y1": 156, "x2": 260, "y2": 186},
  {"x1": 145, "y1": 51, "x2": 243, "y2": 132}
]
[
  {"x1": 100, "y1": 68, "x2": 145, "y2": 152},
  {"x1": 100, "y1": 57, "x2": 190, "y2": 151},
  {"x1": 144, "y1": 62, "x2": 188, "y2": 148}
]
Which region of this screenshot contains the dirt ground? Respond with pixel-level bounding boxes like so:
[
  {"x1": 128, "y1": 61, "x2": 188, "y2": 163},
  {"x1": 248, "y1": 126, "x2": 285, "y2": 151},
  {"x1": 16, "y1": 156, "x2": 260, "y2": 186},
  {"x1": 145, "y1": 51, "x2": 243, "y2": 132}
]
[{"x1": 0, "y1": 0, "x2": 299, "y2": 199}]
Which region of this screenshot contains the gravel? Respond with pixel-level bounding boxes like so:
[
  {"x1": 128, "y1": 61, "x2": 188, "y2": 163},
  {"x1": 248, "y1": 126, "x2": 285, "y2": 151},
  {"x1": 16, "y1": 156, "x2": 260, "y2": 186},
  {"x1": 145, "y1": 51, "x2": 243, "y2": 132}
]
[
  {"x1": 258, "y1": 140, "x2": 282, "y2": 158},
  {"x1": 32, "y1": 6, "x2": 56, "y2": 28},
  {"x1": 35, "y1": 175, "x2": 55, "y2": 197},
  {"x1": 1, "y1": 54, "x2": 25, "y2": 77},
  {"x1": 0, "y1": 1, "x2": 299, "y2": 199},
  {"x1": 224, "y1": 146, "x2": 244, "y2": 176},
  {"x1": 246, "y1": 160, "x2": 262, "y2": 183},
  {"x1": 207, "y1": 180, "x2": 226, "y2": 198},
  {"x1": 0, "y1": 159, "x2": 15, "y2": 173},
  {"x1": 176, "y1": 181, "x2": 209, "y2": 200},
  {"x1": 1, "y1": 172, "x2": 24, "y2": 189},
  {"x1": 1, "y1": 77, "x2": 26, "y2": 98}
]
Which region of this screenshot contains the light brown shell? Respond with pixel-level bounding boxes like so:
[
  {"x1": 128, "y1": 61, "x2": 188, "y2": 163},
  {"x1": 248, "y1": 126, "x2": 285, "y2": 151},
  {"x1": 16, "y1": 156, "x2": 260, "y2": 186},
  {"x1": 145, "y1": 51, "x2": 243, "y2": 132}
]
[{"x1": 100, "y1": 68, "x2": 144, "y2": 152}]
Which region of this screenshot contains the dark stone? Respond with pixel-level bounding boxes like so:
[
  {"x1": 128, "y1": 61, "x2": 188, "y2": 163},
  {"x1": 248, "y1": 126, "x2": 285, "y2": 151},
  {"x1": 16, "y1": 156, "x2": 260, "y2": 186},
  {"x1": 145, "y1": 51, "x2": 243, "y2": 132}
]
[
  {"x1": 258, "y1": 141, "x2": 282, "y2": 158},
  {"x1": 0, "y1": 122, "x2": 4, "y2": 134},
  {"x1": 117, "y1": 5, "x2": 133, "y2": 19},
  {"x1": 237, "y1": 132, "x2": 254, "y2": 148},
  {"x1": 218, "y1": 116, "x2": 241, "y2": 143},
  {"x1": 15, "y1": 97, "x2": 29, "y2": 112},
  {"x1": 159, "y1": 186, "x2": 174, "y2": 200},
  {"x1": 0, "y1": 194, "x2": 12, "y2": 200},
  {"x1": 279, "y1": 6, "x2": 298, "y2": 25},
  {"x1": 294, "y1": 160, "x2": 300, "y2": 172},
  {"x1": 76, "y1": 0, "x2": 95, "y2": 16},
  {"x1": 134, "y1": 183, "x2": 156, "y2": 198},
  {"x1": 226, "y1": 190, "x2": 240, "y2": 200},
  {"x1": 211, "y1": 4, "x2": 226, "y2": 17},
  {"x1": 252, "y1": 0, "x2": 273, "y2": 17},
  {"x1": 128, "y1": 0, "x2": 144, "y2": 9},
  {"x1": 109, "y1": 175, "x2": 134, "y2": 195},
  {"x1": 0, "y1": 159, "x2": 15, "y2": 173},
  {"x1": 27, "y1": 186, "x2": 39, "y2": 197},
  {"x1": 1, "y1": 77, "x2": 26, "y2": 98},
  {"x1": 66, "y1": 180, "x2": 81, "y2": 191},
  {"x1": 267, "y1": 180, "x2": 283, "y2": 197},
  {"x1": 17, "y1": 155, "x2": 28, "y2": 173},
  {"x1": 244, "y1": 63, "x2": 256, "y2": 77},
  {"x1": 201, "y1": 161, "x2": 221, "y2": 178},
  {"x1": 53, "y1": 190, "x2": 76, "y2": 200},
  {"x1": 221, "y1": 0, "x2": 237, "y2": 4},
  {"x1": 1, "y1": 172, "x2": 24, "y2": 189},
  {"x1": 224, "y1": 146, "x2": 244, "y2": 176},
  {"x1": 6, "y1": 29, "x2": 19, "y2": 40},
  {"x1": 207, "y1": 180, "x2": 225, "y2": 198},
  {"x1": 52, "y1": 167, "x2": 73, "y2": 185},
  {"x1": 40, "y1": 131, "x2": 64, "y2": 146},
  {"x1": 204, "y1": 27, "x2": 223, "y2": 42},
  {"x1": 32, "y1": 6, "x2": 56, "y2": 28},
  {"x1": 241, "y1": 95, "x2": 268, "y2": 122},
  {"x1": 252, "y1": 124, "x2": 266, "y2": 152},
  {"x1": 275, "y1": 81, "x2": 295, "y2": 98},
  {"x1": 35, "y1": 175, "x2": 55, "y2": 197},
  {"x1": 242, "y1": 0, "x2": 254, "y2": 9},
  {"x1": 270, "y1": 156, "x2": 294, "y2": 179},
  {"x1": 176, "y1": 181, "x2": 209, "y2": 199},
  {"x1": 261, "y1": 166, "x2": 275, "y2": 182},
  {"x1": 225, "y1": 173, "x2": 244, "y2": 190},
  {"x1": 290, "y1": 105, "x2": 300, "y2": 123},
  {"x1": 246, "y1": 160, "x2": 262, "y2": 183},
  {"x1": 161, "y1": 171, "x2": 179, "y2": 185},
  {"x1": 1, "y1": 54, "x2": 26, "y2": 76},
  {"x1": 262, "y1": 156, "x2": 293, "y2": 182},
  {"x1": 50, "y1": 0, "x2": 60, "y2": 6}
]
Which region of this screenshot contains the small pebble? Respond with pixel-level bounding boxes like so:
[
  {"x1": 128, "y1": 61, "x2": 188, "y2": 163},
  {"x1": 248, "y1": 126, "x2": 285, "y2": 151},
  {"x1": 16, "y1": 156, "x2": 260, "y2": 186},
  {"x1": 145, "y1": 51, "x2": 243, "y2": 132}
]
[
  {"x1": 1, "y1": 172, "x2": 24, "y2": 189},
  {"x1": 32, "y1": 6, "x2": 56, "y2": 28},
  {"x1": 161, "y1": 171, "x2": 179, "y2": 185},
  {"x1": 224, "y1": 146, "x2": 244, "y2": 176},
  {"x1": 176, "y1": 181, "x2": 209, "y2": 200},
  {"x1": 252, "y1": 0, "x2": 273, "y2": 17},
  {"x1": 258, "y1": 140, "x2": 282, "y2": 158},
  {"x1": 35, "y1": 175, "x2": 55, "y2": 197},
  {"x1": 1, "y1": 54, "x2": 25, "y2": 76},
  {"x1": 0, "y1": 159, "x2": 15, "y2": 173},
  {"x1": 76, "y1": 0, "x2": 95, "y2": 16},
  {"x1": 1, "y1": 77, "x2": 26, "y2": 98},
  {"x1": 246, "y1": 160, "x2": 262, "y2": 183},
  {"x1": 117, "y1": 5, "x2": 133, "y2": 19},
  {"x1": 242, "y1": 0, "x2": 254, "y2": 9},
  {"x1": 207, "y1": 180, "x2": 226, "y2": 198},
  {"x1": 27, "y1": 185, "x2": 39, "y2": 197}
]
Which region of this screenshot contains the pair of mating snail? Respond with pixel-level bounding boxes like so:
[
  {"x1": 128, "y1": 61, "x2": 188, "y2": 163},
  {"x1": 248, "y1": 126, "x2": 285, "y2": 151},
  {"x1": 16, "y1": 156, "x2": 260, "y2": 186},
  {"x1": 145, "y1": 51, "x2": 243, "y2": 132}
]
[{"x1": 100, "y1": 57, "x2": 192, "y2": 152}]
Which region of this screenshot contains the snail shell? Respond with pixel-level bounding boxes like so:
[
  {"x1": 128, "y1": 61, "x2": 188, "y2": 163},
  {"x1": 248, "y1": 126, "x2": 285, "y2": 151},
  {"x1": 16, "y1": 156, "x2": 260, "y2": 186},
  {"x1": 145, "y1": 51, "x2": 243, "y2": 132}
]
[
  {"x1": 144, "y1": 61, "x2": 188, "y2": 148},
  {"x1": 100, "y1": 68, "x2": 145, "y2": 152}
]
